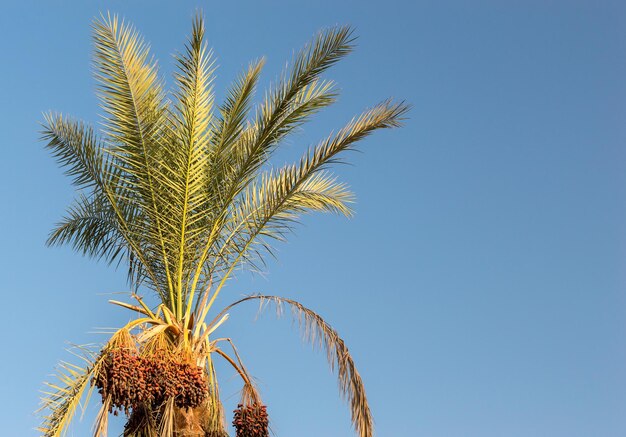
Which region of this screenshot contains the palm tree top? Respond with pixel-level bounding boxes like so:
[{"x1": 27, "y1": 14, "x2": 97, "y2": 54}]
[{"x1": 39, "y1": 12, "x2": 408, "y2": 437}]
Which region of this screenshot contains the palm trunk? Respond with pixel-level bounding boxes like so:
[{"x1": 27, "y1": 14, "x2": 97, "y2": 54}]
[
  {"x1": 124, "y1": 403, "x2": 228, "y2": 437},
  {"x1": 173, "y1": 405, "x2": 228, "y2": 437}
]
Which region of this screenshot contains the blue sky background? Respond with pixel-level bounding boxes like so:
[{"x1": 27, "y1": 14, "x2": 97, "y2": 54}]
[{"x1": 1, "y1": 1, "x2": 625, "y2": 436}]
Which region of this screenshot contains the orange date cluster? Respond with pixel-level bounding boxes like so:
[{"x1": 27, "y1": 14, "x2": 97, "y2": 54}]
[
  {"x1": 232, "y1": 404, "x2": 269, "y2": 437},
  {"x1": 94, "y1": 348, "x2": 208, "y2": 415}
]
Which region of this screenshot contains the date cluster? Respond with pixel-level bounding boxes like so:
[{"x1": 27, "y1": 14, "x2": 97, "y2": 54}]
[
  {"x1": 233, "y1": 404, "x2": 269, "y2": 437},
  {"x1": 94, "y1": 348, "x2": 208, "y2": 415}
]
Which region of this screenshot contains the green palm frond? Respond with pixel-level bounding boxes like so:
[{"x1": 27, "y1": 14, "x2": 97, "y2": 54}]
[
  {"x1": 213, "y1": 58, "x2": 265, "y2": 158},
  {"x1": 41, "y1": 112, "x2": 162, "y2": 294},
  {"x1": 305, "y1": 99, "x2": 410, "y2": 170},
  {"x1": 212, "y1": 26, "x2": 353, "y2": 214},
  {"x1": 257, "y1": 24, "x2": 353, "y2": 141},
  {"x1": 47, "y1": 192, "x2": 125, "y2": 265},
  {"x1": 93, "y1": 13, "x2": 166, "y2": 151},
  {"x1": 196, "y1": 99, "x2": 408, "y2": 315},
  {"x1": 214, "y1": 295, "x2": 374, "y2": 437},
  {"x1": 42, "y1": 113, "x2": 107, "y2": 189},
  {"x1": 185, "y1": 28, "x2": 354, "y2": 306}
]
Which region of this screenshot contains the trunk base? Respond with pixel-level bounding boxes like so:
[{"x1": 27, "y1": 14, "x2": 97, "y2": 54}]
[{"x1": 125, "y1": 403, "x2": 228, "y2": 437}]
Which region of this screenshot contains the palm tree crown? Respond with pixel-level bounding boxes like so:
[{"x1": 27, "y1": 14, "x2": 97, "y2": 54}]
[{"x1": 39, "y1": 12, "x2": 408, "y2": 437}]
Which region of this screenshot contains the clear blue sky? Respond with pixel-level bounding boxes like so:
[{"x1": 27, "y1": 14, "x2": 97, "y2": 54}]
[{"x1": 1, "y1": 1, "x2": 625, "y2": 436}]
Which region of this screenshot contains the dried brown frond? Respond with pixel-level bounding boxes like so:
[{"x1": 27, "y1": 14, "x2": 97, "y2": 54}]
[
  {"x1": 92, "y1": 395, "x2": 111, "y2": 437},
  {"x1": 109, "y1": 327, "x2": 136, "y2": 350},
  {"x1": 158, "y1": 398, "x2": 175, "y2": 437}
]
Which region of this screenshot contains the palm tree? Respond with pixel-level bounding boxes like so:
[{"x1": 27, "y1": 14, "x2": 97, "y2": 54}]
[{"x1": 38, "y1": 12, "x2": 408, "y2": 437}]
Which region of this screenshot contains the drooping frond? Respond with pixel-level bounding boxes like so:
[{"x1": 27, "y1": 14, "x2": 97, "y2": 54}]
[
  {"x1": 214, "y1": 295, "x2": 374, "y2": 437},
  {"x1": 38, "y1": 347, "x2": 106, "y2": 437}
]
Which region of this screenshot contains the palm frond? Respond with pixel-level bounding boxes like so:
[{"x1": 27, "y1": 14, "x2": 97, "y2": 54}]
[
  {"x1": 92, "y1": 395, "x2": 111, "y2": 437},
  {"x1": 38, "y1": 347, "x2": 106, "y2": 437},
  {"x1": 166, "y1": 12, "x2": 217, "y2": 318},
  {"x1": 47, "y1": 192, "x2": 125, "y2": 265},
  {"x1": 215, "y1": 295, "x2": 374, "y2": 437},
  {"x1": 42, "y1": 113, "x2": 106, "y2": 189},
  {"x1": 227, "y1": 25, "x2": 354, "y2": 182},
  {"x1": 93, "y1": 13, "x2": 166, "y2": 153},
  {"x1": 304, "y1": 99, "x2": 410, "y2": 171},
  {"x1": 198, "y1": 100, "x2": 407, "y2": 312},
  {"x1": 158, "y1": 398, "x2": 175, "y2": 437},
  {"x1": 215, "y1": 170, "x2": 352, "y2": 272},
  {"x1": 195, "y1": 26, "x2": 353, "y2": 272},
  {"x1": 256, "y1": 24, "x2": 354, "y2": 142},
  {"x1": 213, "y1": 58, "x2": 265, "y2": 157},
  {"x1": 93, "y1": 13, "x2": 173, "y2": 299}
]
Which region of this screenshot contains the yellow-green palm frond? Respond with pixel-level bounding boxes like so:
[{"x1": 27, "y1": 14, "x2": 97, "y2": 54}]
[
  {"x1": 42, "y1": 114, "x2": 126, "y2": 267},
  {"x1": 93, "y1": 13, "x2": 173, "y2": 297},
  {"x1": 256, "y1": 24, "x2": 353, "y2": 139},
  {"x1": 214, "y1": 170, "x2": 353, "y2": 274},
  {"x1": 38, "y1": 347, "x2": 107, "y2": 437},
  {"x1": 214, "y1": 26, "x2": 352, "y2": 211},
  {"x1": 205, "y1": 58, "x2": 265, "y2": 214},
  {"x1": 93, "y1": 13, "x2": 166, "y2": 152},
  {"x1": 215, "y1": 295, "x2": 374, "y2": 437},
  {"x1": 198, "y1": 99, "x2": 408, "y2": 309},
  {"x1": 305, "y1": 99, "x2": 410, "y2": 170},
  {"x1": 213, "y1": 58, "x2": 265, "y2": 157},
  {"x1": 165, "y1": 13, "x2": 217, "y2": 317},
  {"x1": 188, "y1": 28, "x2": 350, "y2": 299}
]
